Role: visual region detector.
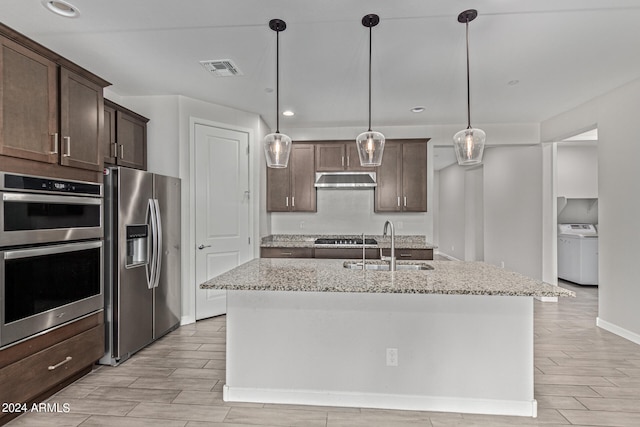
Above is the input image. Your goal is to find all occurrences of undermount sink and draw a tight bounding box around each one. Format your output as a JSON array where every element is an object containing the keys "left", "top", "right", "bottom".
[{"left": 344, "top": 262, "right": 433, "bottom": 271}]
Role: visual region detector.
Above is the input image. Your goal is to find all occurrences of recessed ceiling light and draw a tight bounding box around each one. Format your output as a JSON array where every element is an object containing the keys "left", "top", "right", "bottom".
[
  {"left": 282, "top": 110, "right": 294, "bottom": 117},
  {"left": 42, "top": 0, "right": 80, "bottom": 18},
  {"left": 411, "top": 106, "right": 426, "bottom": 113},
  {"left": 507, "top": 80, "right": 520, "bottom": 86},
  {"left": 264, "top": 87, "right": 274, "bottom": 93}
]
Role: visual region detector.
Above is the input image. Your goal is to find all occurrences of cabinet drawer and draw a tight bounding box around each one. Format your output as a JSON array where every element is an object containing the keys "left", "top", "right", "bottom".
[
  {"left": 0, "top": 324, "right": 104, "bottom": 405},
  {"left": 381, "top": 248, "right": 433, "bottom": 260},
  {"left": 261, "top": 247, "right": 314, "bottom": 258},
  {"left": 314, "top": 248, "right": 379, "bottom": 259}
]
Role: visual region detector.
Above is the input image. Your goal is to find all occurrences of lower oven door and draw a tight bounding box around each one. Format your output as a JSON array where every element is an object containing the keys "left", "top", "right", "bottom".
[{"left": 0, "top": 240, "right": 103, "bottom": 348}]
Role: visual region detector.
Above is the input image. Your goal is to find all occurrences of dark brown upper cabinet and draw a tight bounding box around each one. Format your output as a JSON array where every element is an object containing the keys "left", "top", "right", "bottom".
[
  {"left": 0, "top": 37, "right": 58, "bottom": 164},
  {"left": 315, "top": 141, "right": 370, "bottom": 172},
  {"left": 59, "top": 67, "right": 104, "bottom": 172},
  {"left": 103, "top": 99, "right": 149, "bottom": 170},
  {"left": 267, "top": 144, "right": 316, "bottom": 212},
  {"left": 375, "top": 139, "right": 428, "bottom": 212},
  {"left": 0, "top": 24, "right": 110, "bottom": 181}
]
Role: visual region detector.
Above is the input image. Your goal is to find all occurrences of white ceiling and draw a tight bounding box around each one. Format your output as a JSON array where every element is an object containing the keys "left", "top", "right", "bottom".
[{"left": 0, "top": 1, "right": 635, "bottom": 155}]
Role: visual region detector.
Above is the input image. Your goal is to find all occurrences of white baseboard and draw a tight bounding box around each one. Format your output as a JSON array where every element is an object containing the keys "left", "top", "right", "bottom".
[
  {"left": 223, "top": 385, "right": 538, "bottom": 418},
  {"left": 180, "top": 315, "right": 196, "bottom": 326},
  {"left": 597, "top": 317, "right": 640, "bottom": 345}
]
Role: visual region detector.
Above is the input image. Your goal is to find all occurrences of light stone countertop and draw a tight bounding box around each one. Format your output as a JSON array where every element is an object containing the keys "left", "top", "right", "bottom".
[
  {"left": 261, "top": 234, "right": 436, "bottom": 250},
  {"left": 200, "top": 258, "right": 575, "bottom": 298}
]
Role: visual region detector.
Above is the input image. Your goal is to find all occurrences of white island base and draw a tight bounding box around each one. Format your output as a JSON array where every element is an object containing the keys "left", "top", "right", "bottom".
[{"left": 223, "top": 290, "right": 537, "bottom": 417}]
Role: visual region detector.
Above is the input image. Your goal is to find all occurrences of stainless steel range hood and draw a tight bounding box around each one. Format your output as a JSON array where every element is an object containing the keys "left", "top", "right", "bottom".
[{"left": 314, "top": 172, "right": 376, "bottom": 189}]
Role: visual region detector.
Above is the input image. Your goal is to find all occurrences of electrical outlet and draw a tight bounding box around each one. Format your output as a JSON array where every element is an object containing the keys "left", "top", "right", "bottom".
[
  {"left": 501, "top": 261, "right": 505, "bottom": 268},
  {"left": 451, "top": 245, "right": 455, "bottom": 252},
  {"left": 386, "top": 348, "right": 398, "bottom": 366},
  {"left": 299, "top": 221, "right": 305, "bottom": 229}
]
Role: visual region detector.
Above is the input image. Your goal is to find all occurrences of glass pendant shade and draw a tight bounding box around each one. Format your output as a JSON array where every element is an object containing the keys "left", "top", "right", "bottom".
[
  {"left": 264, "top": 132, "right": 292, "bottom": 168},
  {"left": 356, "top": 130, "right": 385, "bottom": 167},
  {"left": 453, "top": 127, "right": 485, "bottom": 166}
]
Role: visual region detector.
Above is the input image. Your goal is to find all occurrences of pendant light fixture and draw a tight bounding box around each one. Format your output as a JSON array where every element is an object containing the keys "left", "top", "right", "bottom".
[
  {"left": 453, "top": 9, "right": 486, "bottom": 166},
  {"left": 356, "top": 14, "right": 385, "bottom": 167},
  {"left": 264, "top": 19, "right": 292, "bottom": 168}
]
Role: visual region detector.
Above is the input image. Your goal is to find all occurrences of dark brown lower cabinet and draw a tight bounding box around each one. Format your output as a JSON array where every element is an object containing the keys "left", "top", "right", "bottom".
[
  {"left": 0, "top": 313, "right": 104, "bottom": 426},
  {"left": 314, "top": 248, "right": 379, "bottom": 259},
  {"left": 261, "top": 247, "right": 314, "bottom": 258},
  {"left": 381, "top": 248, "right": 433, "bottom": 260}
]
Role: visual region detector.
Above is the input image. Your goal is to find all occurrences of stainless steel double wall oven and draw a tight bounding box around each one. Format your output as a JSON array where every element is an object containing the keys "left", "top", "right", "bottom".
[{"left": 0, "top": 172, "right": 104, "bottom": 348}]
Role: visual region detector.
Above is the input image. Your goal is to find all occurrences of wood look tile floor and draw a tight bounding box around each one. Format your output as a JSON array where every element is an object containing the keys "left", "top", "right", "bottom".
[{"left": 7, "top": 281, "right": 640, "bottom": 426}]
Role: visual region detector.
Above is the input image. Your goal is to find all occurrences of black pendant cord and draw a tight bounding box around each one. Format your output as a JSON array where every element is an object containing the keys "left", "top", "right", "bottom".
[
  {"left": 367, "top": 24, "right": 372, "bottom": 132},
  {"left": 465, "top": 20, "right": 472, "bottom": 130},
  {"left": 276, "top": 28, "right": 280, "bottom": 134}
]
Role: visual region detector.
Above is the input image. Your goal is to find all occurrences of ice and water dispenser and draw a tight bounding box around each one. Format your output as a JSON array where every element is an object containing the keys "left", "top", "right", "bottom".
[{"left": 126, "top": 224, "right": 149, "bottom": 267}]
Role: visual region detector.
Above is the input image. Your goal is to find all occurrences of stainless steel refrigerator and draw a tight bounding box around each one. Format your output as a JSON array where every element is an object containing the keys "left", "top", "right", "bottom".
[{"left": 100, "top": 166, "right": 181, "bottom": 365}]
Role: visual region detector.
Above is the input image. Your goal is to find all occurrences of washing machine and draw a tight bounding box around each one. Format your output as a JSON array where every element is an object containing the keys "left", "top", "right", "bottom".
[{"left": 558, "top": 224, "right": 598, "bottom": 285}]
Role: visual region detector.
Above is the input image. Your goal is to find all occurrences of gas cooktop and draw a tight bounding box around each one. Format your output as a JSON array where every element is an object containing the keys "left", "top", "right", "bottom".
[{"left": 314, "top": 238, "right": 378, "bottom": 245}]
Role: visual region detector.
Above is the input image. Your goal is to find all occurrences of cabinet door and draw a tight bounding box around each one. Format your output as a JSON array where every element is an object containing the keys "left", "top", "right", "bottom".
[
  {"left": 267, "top": 165, "right": 291, "bottom": 212},
  {"left": 345, "top": 142, "right": 372, "bottom": 171},
  {"left": 315, "top": 143, "right": 345, "bottom": 171},
  {"left": 291, "top": 144, "right": 316, "bottom": 212},
  {"left": 0, "top": 37, "right": 58, "bottom": 164},
  {"left": 116, "top": 111, "right": 147, "bottom": 170},
  {"left": 59, "top": 67, "right": 103, "bottom": 171},
  {"left": 402, "top": 142, "right": 427, "bottom": 212},
  {"left": 103, "top": 103, "right": 117, "bottom": 164},
  {"left": 375, "top": 142, "right": 402, "bottom": 212}
]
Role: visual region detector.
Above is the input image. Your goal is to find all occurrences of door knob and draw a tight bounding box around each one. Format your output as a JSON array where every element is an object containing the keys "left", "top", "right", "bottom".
[{"left": 198, "top": 244, "right": 212, "bottom": 250}]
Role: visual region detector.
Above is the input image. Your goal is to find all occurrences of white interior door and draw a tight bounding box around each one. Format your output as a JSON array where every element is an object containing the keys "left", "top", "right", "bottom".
[{"left": 195, "top": 123, "right": 251, "bottom": 320}]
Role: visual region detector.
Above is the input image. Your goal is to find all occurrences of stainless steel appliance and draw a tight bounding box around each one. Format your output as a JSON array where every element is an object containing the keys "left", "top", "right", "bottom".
[
  {"left": 0, "top": 172, "right": 104, "bottom": 348},
  {"left": 100, "top": 167, "right": 181, "bottom": 365}
]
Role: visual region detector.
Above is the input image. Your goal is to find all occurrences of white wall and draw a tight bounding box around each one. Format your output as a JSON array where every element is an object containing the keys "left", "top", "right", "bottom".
[
  {"left": 436, "top": 145, "right": 544, "bottom": 279},
  {"left": 483, "top": 146, "right": 543, "bottom": 280},
  {"left": 542, "top": 77, "right": 640, "bottom": 344},
  {"left": 557, "top": 144, "right": 598, "bottom": 198},
  {"left": 271, "top": 190, "right": 428, "bottom": 236},
  {"left": 436, "top": 164, "right": 466, "bottom": 260}
]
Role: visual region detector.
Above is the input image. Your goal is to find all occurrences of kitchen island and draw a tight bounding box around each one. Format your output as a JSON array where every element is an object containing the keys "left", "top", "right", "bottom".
[{"left": 200, "top": 258, "right": 573, "bottom": 417}]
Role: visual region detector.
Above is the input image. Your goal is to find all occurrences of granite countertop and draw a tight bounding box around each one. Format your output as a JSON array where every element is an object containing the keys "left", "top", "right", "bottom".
[
  {"left": 260, "top": 234, "right": 436, "bottom": 250},
  {"left": 200, "top": 258, "right": 575, "bottom": 298}
]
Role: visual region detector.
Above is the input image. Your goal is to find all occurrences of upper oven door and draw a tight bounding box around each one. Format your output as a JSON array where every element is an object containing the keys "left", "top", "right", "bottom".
[{"left": 0, "top": 192, "right": 103, "bottom": 247}]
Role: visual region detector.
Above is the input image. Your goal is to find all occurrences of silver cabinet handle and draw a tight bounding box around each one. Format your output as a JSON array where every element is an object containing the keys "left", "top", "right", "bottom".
[
  {"left": 404, "top": 196, "right": 407, "bottom": 207},
  {"left": 347, "top": 156, "right": 350, "bottom": 168},
  {"left": 292, "top": 196, "right": 295, "bottom": 207},
  {"left": 285, "top": 196, "right": 289, "bottom": 207},
  {"left": 400, "top": 253, "right": 412, "bottom": 258},
  {"left": 120, "top": 144, "right": 124, "bottom": 159},
  {"left": 281, "top": 252, "right": 293, "bottom": 256},
  {"left": 198, "top": 244, "right": 212, "bottom": 250},
  {"left": 111, "top": 142, "right": 118, "bottom": 158},
  {"left": 341, "top": 156, "right": 345, "bottom": 167},
  {"left": 62, "top": 136, "right": 71, "bottom": 157},
  {"left": 397, "top": 197, "right": 401, "bottom": 207},
  {"left": 50, "top": 133, "right": 59, "bottom": 154},
  {"left": 48, "top": 356, "right": 72, "bottom": 371}
]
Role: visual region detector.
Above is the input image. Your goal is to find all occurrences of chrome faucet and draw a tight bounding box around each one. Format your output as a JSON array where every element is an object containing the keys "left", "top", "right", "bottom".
[{"left": 382, "top": 220, "right": 396, "bottom": 271}]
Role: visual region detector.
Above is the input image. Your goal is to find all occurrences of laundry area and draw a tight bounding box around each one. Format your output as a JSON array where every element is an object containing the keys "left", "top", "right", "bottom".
[{"left": 556, "top": 136, "right": 599, "bottom": 286}]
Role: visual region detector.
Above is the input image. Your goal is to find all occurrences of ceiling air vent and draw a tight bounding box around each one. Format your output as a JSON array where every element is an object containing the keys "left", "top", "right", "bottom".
[{"left": 199, "top": 59, "right": 243, "bottom": 77}]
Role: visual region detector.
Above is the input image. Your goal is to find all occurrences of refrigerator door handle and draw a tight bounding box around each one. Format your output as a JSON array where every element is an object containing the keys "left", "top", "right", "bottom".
[
  {"left": 152, "top": 199, "right": 163, "bottom": 289},
  {"left": 147, "top": 198, "right": 158, "bottom": 289}
]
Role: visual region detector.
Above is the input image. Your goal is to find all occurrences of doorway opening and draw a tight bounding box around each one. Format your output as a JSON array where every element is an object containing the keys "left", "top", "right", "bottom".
[{"left": 554, "top": 127, "right": 599, "bottom": 291}]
